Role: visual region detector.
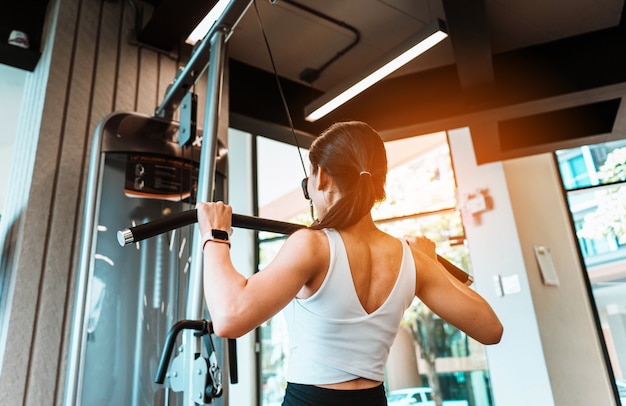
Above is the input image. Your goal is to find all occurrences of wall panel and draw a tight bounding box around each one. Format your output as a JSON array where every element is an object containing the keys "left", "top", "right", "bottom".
[
  {"left": 0, "top": 0, "right": 194, "bottom": 404},
  {"left": 27, "top": 0, "right": 102, "bottom": 402},
  {"left": 89, "top": 0, "right": 121, "bottom": 125},
  {"left": 157, "top": 52, "right": 180, "bottom": 121},
  {"left": 136, "top": 47, "right": 159, "bottom": 115},
  {"left": 115, "top": 0, "right": 140, "bottom": 112},
  {"left": 0, "top": 0, "right": 79, "bottom": 403}
]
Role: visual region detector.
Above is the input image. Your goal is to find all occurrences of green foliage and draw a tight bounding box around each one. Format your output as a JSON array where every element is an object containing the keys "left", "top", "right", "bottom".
[
  {"left": 597, "top": 147, "right": 626, "bottom": 183},
  {"left": 578, "top": 147, "right": 626, "bottom": 243}
]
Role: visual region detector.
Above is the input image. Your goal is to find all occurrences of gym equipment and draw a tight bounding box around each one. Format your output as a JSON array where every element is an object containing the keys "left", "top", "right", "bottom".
[
  {"left": 117, "top": 209, "right": 472, "bottom": 285},
  {"left": 67, "top": 2, "right": 252, "bottom": 404},
  {"left": 68, "top": 1, "right": 470, "bottom": 404},
  {"left": 65, "top": 111, "right": 229, "bottom": 405}
]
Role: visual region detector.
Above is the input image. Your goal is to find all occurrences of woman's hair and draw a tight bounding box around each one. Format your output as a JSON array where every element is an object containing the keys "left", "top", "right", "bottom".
[{"left": 308, "top": 121, "right": 387, "bottom": 230}]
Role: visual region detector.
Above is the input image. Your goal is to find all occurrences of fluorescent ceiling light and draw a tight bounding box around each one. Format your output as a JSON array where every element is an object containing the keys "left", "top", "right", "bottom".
[
  {"left": 304, "top": 19, "right": 448, "bottom": 122},
  {"left": 186, "top": 0, "right": 233, "bottom": 45}
]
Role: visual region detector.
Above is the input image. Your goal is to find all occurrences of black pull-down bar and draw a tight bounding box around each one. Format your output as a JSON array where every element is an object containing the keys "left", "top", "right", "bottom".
[
  {"left": 117, "top": 209, "right": 472, "bottom": 285},
  {"left": 117, "top": 209, "right": 304, "bottom": 246}
]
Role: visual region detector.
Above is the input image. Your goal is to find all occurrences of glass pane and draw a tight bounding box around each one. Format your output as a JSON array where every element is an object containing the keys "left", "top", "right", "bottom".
[
  {"left": 257, "top": 137, "right": 310, "bottom": 222},
  {"left": 557, "top": 140, "right": 626, "bottom": 401},
  {"left": 256, "top": 137, "right": 310, "bottom": 406},
  {"left": 555, "top": 139, "right": 626, "bottom": 190},
  {"left": 568, "top": 185, "right": 626, "bottom": 264},
  {"left": 258, "top": 238, "right": 289, "bottom": 406},
  {"left": 377, "top": 211, "right": 470, "bottom": 272},
  {"left": 374, "top": 132, "right": 456, "bottom": 220},
  {"left": 380, "top": 216, "right": 491, "bottom": 406}
]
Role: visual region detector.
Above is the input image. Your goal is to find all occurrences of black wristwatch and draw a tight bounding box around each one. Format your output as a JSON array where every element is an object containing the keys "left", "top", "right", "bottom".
[{"left": 202, "top": 229, "right": 231, "bottom": 249}]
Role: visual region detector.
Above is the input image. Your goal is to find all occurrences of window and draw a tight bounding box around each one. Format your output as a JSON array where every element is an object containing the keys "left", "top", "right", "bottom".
[
  {"left": 374, "top": 133, "right": 491, "bottom": 404},
  {"left": 555, "top": 139, "right": 626, "bottom": 401},
  {"left": 256, "top": 137, "right": 310, "bottom": 406}
]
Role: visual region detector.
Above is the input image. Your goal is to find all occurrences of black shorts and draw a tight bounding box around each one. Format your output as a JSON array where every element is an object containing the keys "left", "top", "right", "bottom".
[{"left": 281, "top": 382, "right": 387, "bottom": 406}]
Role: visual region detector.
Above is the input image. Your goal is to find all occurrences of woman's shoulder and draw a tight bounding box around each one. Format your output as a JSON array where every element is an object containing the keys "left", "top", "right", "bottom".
[
  {"left": 276, "top": 228, "right": 331, "bottom": 282},
  {"left": 286, "top": 227, "right": 329, "bottom": 247}
]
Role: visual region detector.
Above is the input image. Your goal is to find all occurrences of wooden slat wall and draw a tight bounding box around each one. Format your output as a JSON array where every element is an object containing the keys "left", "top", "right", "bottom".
[{"left": 0, "top": 0, "right": 197, "bottom": 404}]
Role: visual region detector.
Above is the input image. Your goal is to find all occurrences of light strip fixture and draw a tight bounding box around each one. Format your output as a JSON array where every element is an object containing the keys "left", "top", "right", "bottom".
[
  {"left": 304, "top": 19, "right": 448, "bottom": 122},
  {"left": 186, "top": 0, "right": 234, "bottom": 45}
]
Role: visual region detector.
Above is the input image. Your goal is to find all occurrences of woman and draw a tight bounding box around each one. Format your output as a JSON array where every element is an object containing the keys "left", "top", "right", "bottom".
[{"left": 197, "top": 121, "right": 503, "bottom": 406}]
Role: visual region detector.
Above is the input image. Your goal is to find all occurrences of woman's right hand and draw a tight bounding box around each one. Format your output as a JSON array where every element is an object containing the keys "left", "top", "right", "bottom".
[{"left": 196, "top": 201, "right": 232, "bottom": 236}]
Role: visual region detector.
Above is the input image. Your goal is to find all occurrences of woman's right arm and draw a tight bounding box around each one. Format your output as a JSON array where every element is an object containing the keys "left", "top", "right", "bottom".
[{"left": 197, "top": 201, "right": 328, "bottom": 338}]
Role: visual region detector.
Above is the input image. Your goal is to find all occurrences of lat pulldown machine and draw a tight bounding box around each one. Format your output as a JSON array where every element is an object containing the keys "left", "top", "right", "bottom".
[
  {"left": 67, "top": 1, "right": 472, "bottom": 405},
  {"left": 65, "top": 1, "right": 255, "bottom": 405},
  {"left": 115, "top": 0, "right": 474, "bottom": 391},
  {"left": 133, "top": 2, "right": 254, "bottom": 404},
  {"left": 120, "top": 211, "right": 307, "bottom": 405}
]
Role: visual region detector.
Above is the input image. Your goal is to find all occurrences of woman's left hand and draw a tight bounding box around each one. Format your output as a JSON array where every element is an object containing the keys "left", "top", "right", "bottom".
[{"left": 196, "top": 201, "right": 232, "bottom": 236}]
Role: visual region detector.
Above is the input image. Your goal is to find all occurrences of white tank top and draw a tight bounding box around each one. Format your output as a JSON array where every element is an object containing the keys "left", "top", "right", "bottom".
[{"left": 284, "top": 228, "right": 416, "bottom": 384}]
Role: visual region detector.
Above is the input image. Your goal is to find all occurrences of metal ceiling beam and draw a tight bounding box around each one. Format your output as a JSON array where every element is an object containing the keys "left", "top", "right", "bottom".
[
  {"left": 154, "top": 0, "right": 253, "bottom": 119},
  {"left": 441, "top": 0, "right": 495, "bottom": 104},
  {"left": 137, "top": 0, "right": 218, "bottom": 51}
]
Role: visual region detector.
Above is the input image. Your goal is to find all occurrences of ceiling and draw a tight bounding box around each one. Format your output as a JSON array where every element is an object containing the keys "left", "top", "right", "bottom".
[{"left": 138, "top": 0, "right": 626, "bottom": 163}]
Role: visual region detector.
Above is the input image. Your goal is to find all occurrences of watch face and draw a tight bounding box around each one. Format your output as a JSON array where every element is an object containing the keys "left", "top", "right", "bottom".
[{"left": 212, "top": 229, "right": 229, "bottom": 241}]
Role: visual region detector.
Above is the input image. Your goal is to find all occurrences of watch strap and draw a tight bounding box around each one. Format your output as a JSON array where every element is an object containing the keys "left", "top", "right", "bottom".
[{"left": 202, "top": 229, "right": 231, "bottom": 250}]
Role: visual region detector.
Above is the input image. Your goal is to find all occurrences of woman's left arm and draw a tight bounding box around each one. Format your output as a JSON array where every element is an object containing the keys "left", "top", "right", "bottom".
[{"left": 407, "top": 237, "right": 503, "bottom": 345}]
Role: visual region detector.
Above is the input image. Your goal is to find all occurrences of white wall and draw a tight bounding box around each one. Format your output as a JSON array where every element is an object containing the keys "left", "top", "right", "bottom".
[
  {"left": 502, "top": 153, "right": 615, "bottom": 406},
  {"left": 0, "top": 64, "right": 26, "bottom": 215},
  {"left": 448, "top": 127, "right": 555, "bottom": 405},
  {"left": 448, "top": 127, "right": 616, "bottom": 405}
]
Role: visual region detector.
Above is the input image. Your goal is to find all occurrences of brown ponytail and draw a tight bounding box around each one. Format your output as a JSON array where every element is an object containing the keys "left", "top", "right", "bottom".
[{"left": 308, "top": 121, "right": 387, "bottom": 230}]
